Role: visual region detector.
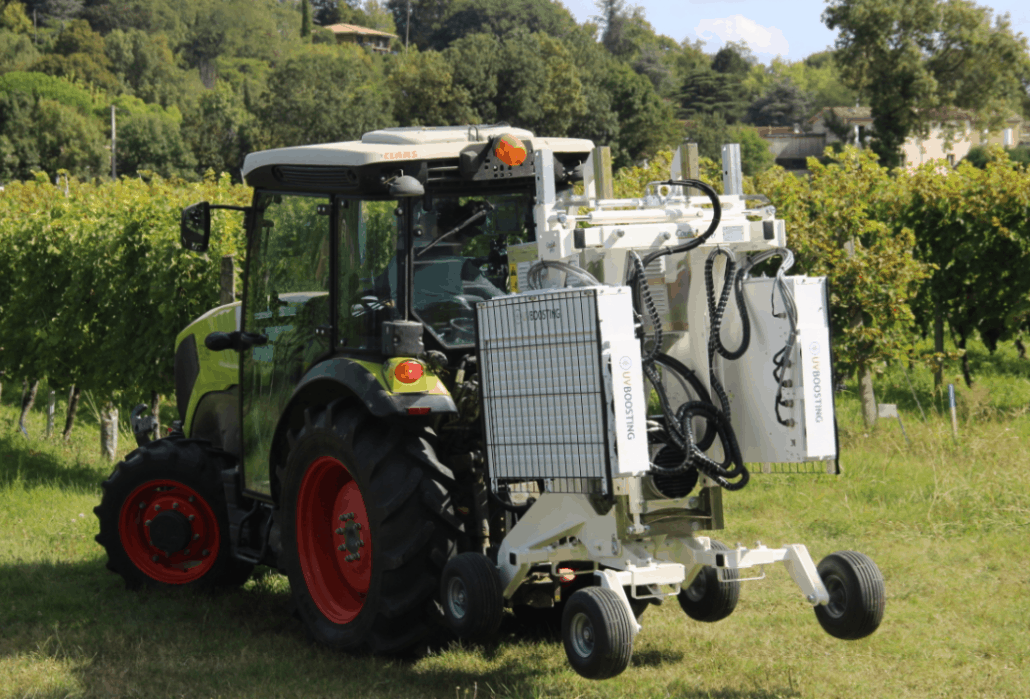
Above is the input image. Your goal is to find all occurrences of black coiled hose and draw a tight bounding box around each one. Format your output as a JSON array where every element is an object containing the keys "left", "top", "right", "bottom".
[{"left": 625, "top": 180, "right": 749, "bottom": 491}]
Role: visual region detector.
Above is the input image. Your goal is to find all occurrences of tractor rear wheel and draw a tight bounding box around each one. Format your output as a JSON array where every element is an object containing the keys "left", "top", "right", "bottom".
[
  {"left": 278, "top": 399, "right": 461, "bottom": 654},
  {"left": 94, "top": 438, "right": 254, "bottom": 590}
]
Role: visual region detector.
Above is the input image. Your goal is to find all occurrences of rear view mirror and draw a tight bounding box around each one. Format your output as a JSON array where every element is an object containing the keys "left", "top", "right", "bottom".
[{"left": 181, "top": 202, "right": 211, "bottom": 252}]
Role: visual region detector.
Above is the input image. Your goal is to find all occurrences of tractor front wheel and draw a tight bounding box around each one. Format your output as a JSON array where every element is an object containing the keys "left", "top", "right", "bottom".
[
  {"left": 278, "top": 399, "right": 461, "bottom": 654},
  {"left": 94, "top": 438, "right": 253, "bottom": 590}
]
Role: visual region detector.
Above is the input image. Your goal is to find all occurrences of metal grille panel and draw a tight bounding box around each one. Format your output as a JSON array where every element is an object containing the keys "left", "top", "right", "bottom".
[{"left": 476, "top": 289, "right": 611, "bottom": 494}]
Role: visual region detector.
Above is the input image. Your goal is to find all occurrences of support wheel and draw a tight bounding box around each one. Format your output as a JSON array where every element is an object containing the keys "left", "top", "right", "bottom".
[
  {"left": 94, "top": 438, "right": 253, "bottom": 590},
  {"left": 278, "top": 400, "right": 461, "bottom": 654},
  {"left": 678, "top": 540, "right": 739, "bottom": 622},
  {"left": 561, "top": 587, "right": 634, "bottom": 680},
  {"left": 814, "top": 551, "right": 885, "bottom": 640},
  {"left": 440, "top": 552, "right": 503, "bottom": 642}
]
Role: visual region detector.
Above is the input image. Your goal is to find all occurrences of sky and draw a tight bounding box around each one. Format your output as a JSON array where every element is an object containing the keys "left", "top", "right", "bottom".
[{"left": 561, "top": 0, "right": 1030, "bottom": 64}]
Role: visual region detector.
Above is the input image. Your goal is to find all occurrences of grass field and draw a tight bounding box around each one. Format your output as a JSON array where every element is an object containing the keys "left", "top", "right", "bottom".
[{"left": 1, "top": 340, "right": 1029, "bottom": 698}]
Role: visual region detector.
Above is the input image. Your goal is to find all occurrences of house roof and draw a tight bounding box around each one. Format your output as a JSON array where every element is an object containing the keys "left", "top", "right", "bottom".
[
  {"left": 322, "top": 23, "right": 397, "bottom": 39},
  {"left": 756, "top": 126, "right": 820, "bottom": 137}
]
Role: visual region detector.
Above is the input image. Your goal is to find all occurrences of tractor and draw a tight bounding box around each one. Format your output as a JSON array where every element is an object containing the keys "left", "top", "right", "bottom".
[{"left": 94, "top": 125, "right": 885, "bottom": 680}]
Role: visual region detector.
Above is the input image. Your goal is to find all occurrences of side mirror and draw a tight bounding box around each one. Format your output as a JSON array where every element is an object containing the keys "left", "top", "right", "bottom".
[{"left": 181, "top": 202, "right": 211, "bottom": 252}]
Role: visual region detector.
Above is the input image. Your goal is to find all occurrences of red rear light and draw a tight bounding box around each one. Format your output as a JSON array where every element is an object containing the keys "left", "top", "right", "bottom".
[
  {"left": 395, "top": 360, "right": 424, "bottom": 384},
  {"left": 407, "top": 407, "right": 431, "bottom": 415}
]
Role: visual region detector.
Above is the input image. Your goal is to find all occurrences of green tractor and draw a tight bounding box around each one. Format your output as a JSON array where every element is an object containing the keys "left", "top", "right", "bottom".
[{"left": 95, "top": 125, "right": 884, "bottom": 680}]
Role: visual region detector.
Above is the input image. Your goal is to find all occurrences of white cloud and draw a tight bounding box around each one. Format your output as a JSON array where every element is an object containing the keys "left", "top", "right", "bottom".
[{"left": 694, "top": 15, "right": 789, "bottom": 59}]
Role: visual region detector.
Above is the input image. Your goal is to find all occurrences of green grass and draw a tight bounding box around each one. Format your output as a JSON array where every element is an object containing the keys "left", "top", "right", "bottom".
[{"left": 2, "top": 342, "right": 1029, "bottom": 698}]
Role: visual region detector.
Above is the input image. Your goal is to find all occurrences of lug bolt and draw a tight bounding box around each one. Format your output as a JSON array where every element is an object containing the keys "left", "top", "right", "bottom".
[
  {"left": 193, "top": 534, "right": 200, "bottom": 541},
  {"left": 202, "top": 549, "right": 209, "bottom": 556},
  {"left": 184, "top": 549, "right": 190, "bottom": 556},
  {"left": 145, "top": 520, "right": 152, "bottom": 526},
  {"left": 353, "top": 523, "right": 362, "bottom": 530},
  {"left": 154, "top": 505, "right": 161, "bottom": 511},
  {"left": 139, "top": 502, "right": 146, "bottom": 509},
  {"left": 172, "top": 502, "right": 179, "bottom": 509},
  {"left": 188, "top": 515, "right": 195, "bottom": 522},
  {"left": 339, "top": 512, "right": 355, "bottom": 521},
  {"left": 335, "top": 528, "right": 346, "bottom": 535},
  {"left": 188, "top": 496, "right": 195, "bottom": 503},
  {"left": 151, "top": 555, "right": 159, "bottom": 562}
]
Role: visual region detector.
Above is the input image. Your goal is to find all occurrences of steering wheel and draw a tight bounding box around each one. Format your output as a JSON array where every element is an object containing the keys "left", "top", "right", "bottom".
[{"left": 449, "top": 317, "right": 475, "bottom": 336}]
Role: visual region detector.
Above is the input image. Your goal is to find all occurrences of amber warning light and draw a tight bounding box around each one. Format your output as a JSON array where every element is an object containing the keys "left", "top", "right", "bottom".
[
  {"left": 494, "top": 134, "right": 527, "bottom": 167},
  {"left": 395, "top": 360, "right": 424, "bottom": 384}
]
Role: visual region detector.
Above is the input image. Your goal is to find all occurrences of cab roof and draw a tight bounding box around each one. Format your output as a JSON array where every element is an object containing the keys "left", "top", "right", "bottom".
[{"left": 241, "top": 125, "right": 594, "bottom": 177}]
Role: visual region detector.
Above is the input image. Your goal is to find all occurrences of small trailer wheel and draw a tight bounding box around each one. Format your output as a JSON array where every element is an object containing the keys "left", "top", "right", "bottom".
[
  {"left": 561, "top": 587, "right": 634, "bottom": 680},
  {"left": 677, "top": 540, "right": 740, "bottom": 623},
  {"left": 440, "top": 552, "right": 504, "bottom": 642},
  {"left": 814, "top": 551, "right": 885, "bottom": 640}
]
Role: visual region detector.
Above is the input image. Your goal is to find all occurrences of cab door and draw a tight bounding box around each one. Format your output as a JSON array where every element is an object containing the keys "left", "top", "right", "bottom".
[{"left": 240, "top": 193, "right": 333, "bottom": 498}]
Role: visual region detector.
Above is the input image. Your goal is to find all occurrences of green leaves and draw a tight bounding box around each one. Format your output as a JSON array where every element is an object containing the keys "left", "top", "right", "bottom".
[{"left": 0, "top": 174, "right": 249, "bottom": 403}]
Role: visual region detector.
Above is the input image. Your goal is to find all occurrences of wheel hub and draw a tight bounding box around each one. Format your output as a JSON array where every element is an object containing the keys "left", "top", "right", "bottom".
[
  {"left": 148, "top": 511, "right": 192, "bottom": 554},
  {"left": 570, "top": 612, "right": 595, "bottom": 658},
  {"left": 117, "top": 479, "right": 220, "bottom": 585},
  {"left": 296, "top": 455, "right": 373, "bottom": 625}
]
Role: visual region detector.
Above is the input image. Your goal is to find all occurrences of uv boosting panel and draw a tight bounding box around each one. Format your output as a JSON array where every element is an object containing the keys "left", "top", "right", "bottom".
[
  {"left": 476, "top": 286, "right": 649, "bottom": 494},
  {"left": 716, "top": 275, "right": 838, "bottom": 470}
]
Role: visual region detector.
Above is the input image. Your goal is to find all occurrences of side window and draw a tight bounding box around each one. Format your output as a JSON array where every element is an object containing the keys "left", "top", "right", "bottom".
[{"left": 337, "top": 199, "right": 398, "bottom": 350}]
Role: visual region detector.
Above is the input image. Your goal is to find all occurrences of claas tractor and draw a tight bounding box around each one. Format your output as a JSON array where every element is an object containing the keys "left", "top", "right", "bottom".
[{"left": 94, "top": 125, "right": 884, "bottom": 680}]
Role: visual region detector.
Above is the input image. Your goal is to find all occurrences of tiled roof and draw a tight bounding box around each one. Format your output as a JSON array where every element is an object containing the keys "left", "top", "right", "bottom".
[{"left": 323, "top": 23, "right": 397, "bottom": 39}]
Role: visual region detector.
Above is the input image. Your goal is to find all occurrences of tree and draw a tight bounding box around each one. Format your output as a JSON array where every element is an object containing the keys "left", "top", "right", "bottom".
[
  {"left": 113, "top": 96, "right": 197, "bottom": 179},
  {"left": 711, "top": 41, "right": 754, "bottom": 77},
  {"left": 676, "top": 67, "right": 748, "bottom": 124},
  {"left": 182, "top": 83, "right": 256, "bottom": 176},
  {"left": 824, "top": 0, "right": 1030, "bottom": 168},
  {"left": 598, "top": 58, "right": 677, "bottom": 167},
  {"left": 300, "top": 0, "right": 311, "bottom": 38},
  {"left": 258, "top": 45, "right": 394, "bottom": 149},
  {"left": 746, "top": 79, "right": 812, "bottom": 127},
  {"left": 428, "top": 0, "right": 577, "bottom": 50},
  {"left": 0, "top": 29, "right": 40, "bottom": 72},
  {"left": 385, "top": 0, "right": 453, "bottom": 50},
  {"left": 1, "top": 1, "right": 32, "bottom": 33},
  {"left": 105, "top": 29, "right": 200, "bottom": 111},
  {"left": 387, "top": 48, "right": 474, "bottom": 126},
  {"left": 31, "top": 18, "right": 119, "bottom": 91}
]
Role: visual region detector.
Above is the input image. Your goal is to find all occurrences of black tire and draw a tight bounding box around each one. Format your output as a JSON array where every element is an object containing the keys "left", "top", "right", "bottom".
[
  {"left": 94, "top": 437, "right": 254, "bottom": 590},
  {"left": 677, "top": 540, "right": 739, "bottom": 623},
  {"left": 440, "top": 552, "right": 503, "bottom": 642},
  {"left": 277, "top": 399, "right": 461, "bottom": 654},
  {"left": 814, "top": 551, "right": 885, "bottom": 640},
  {"left": 561, "top": 587, "right": 634, "bottom": 680}
]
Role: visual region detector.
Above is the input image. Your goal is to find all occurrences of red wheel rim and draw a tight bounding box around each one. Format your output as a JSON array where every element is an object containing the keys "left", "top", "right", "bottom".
[
  {"left": 118, "top": 480, "right": 220, "bottom": 584},
  {"left": 296, "top": 456, "right": 372, "bottom": 624}
]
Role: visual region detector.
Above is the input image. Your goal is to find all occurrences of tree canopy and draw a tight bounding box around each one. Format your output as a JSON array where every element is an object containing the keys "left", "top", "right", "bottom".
[{"left": 824, "top": 0, "right": 1030, "bottom": 167}]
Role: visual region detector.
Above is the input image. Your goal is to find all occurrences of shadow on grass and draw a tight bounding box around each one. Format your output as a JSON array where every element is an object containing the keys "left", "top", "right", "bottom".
[
  {"left": 0, "top": 432, "right": 107, "bottom": 491},
  {"left": 0, "top": 557, "right": 554, "bottom": 698},
  {"left": 665, "top": 685, "right": 801, "bottom": 699}
]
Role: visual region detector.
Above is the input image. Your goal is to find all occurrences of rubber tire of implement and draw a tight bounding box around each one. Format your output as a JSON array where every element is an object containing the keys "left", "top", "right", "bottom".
[
  {"left": 814, "top": 551, "right": 885, "bottom": 640},
  {"left": 94, "top": 437, "right": 254, "bottom": 590},
  {"left": 677, "top": 540, "right": 740, "bottom": 623},
  {"left": 440, "top": 552, "right": 504, "bottom": 642},
  {"left": 561, "top": 587, "right": 634, "bottom": 680},
  {"left": 278, "top": 399, "right": 461, "bottom": 654}
]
